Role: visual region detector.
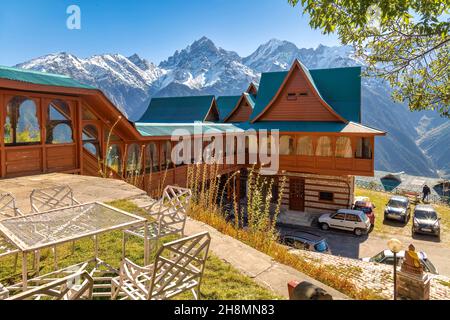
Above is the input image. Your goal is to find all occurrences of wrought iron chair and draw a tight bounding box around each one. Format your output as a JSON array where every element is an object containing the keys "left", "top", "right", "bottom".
[
  {"left": 111, "top": 232, "right": 211, "bottom": 300},
  {"left": 0, "top": 283, "right": 8, "bottom": 300},
  {"left": 123, "top": 186, "right": 192, "bottom": 256},
  {"left": 0, "top": 192, "right": 24, "bottom": 219},
  {"left": 30, "top": 185, "right": 81, "bottom": 271},
  {"left": 30, "top": 185, "right": 80, "bottom": 213},
  {"left": 6, "top": 271, "right": 94, "bottom": 300},
  {"left": 0, "top": 192, "right": 22, "bottom": 271}
]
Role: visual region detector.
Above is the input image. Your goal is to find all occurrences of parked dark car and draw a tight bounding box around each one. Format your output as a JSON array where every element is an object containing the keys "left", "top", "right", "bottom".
[
  {"left": 412, "top": 205, "right": 441, "bottom": 239},
  {"left": 281, "top": 232, "right": 330, "bottom": 254},
  {"left": 384, "top": 196, "right": 411, "bottom": 223}
]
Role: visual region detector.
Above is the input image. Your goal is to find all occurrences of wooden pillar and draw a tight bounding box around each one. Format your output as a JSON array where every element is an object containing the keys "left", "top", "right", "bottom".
[{"left": 0, "top": 94, "right": 5, "bottom": 178}]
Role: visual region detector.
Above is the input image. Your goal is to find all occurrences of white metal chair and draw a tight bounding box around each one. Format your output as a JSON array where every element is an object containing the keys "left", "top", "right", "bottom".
[
  {"left": 0, "top": 192, "right": 22, "bottom": 271},
  {"left": 30, "top": 185, "right": 81, "bottom": 271},
  {"left": 6, "top": 271, "right": 94, "bottom": 300},
  {"left": 112, "top": 232, "right": 211, "bottom": 300},
  {"left": 0, "top": 192, "right": 24, "bottom": 219},
  {"left": 0, "top": 283, "right": 8, "bottom": 300},
  {"left": 30, "top": 185, "right": 80, "bottom": 213},
  {"left": 123, "top": 186, "right": 192, "bottom": 256}
]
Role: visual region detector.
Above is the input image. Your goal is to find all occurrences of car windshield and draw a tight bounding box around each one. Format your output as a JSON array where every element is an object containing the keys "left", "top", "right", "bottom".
[
  {"left": 314, "top": 240, "right": 329, "bottom": 252},
  {"left": 422, "top": 259, "right": 438, "bottom": 274},
  {"left": 388, "top": 199, "right": 407, "bottom": 208},
  {"left": 415, "top": 210, "right": 437, "bottom": 220},
  {"left": 371, "top": 251, "right": 386, "bottom": 263}
]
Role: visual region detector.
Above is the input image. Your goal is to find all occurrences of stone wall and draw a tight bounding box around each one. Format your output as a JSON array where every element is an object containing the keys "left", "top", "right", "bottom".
[{"left": 292, "top": 249, "right": 450, "bottom": 300}]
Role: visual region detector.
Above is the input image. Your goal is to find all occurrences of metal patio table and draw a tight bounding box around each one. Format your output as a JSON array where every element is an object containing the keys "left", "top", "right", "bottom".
[{"left": 0, "top": 202, "right": 149, "bottom": 291}]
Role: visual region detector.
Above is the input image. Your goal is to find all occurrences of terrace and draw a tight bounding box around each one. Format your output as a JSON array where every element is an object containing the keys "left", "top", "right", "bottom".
[{"left": 0, "top": 173, "right": 347, "bottom": 300}]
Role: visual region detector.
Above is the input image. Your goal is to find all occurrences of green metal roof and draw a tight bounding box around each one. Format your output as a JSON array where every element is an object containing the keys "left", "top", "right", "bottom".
[
  {"left": 138, "top": 95, "right": 216, "bottom": 123},
  {"left": 0, "top": 65, "right": 96, "bottom": 90},
  {"left": 249, "top": 62, "right": 362, "bottom": 123},
  {"left": 135, "top": 122, "right": 244, "bottom": 137},
  {"left": 216, "top": 95, "right": 241, "bottom": 122},
  {"left": 135, "top": 121, "right": 384, "bottom": 137}
]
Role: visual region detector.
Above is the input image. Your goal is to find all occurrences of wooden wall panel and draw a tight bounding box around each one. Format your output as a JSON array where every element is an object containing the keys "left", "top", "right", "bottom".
[
  {"left": 227, "top": 101, "right": 253, "bottom": 123},
  {"left": 5, "top": 148, "right": 42, "bottom": 176},
  {"left": 259, "top": 67, "right": 340, "bottom": 122},
  {"left": 46, "top": 145, "right": 77, "bottom": 172}
]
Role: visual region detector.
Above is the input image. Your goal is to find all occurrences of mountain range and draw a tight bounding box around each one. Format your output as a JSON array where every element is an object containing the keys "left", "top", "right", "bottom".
[{"left": 14, "top": 37, "right": 449, "bottom": 178}]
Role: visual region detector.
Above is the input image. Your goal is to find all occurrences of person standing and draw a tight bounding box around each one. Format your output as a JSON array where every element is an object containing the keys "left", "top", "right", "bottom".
[{"left": 422, "top": 184, "right": 431, "bottom": 202}]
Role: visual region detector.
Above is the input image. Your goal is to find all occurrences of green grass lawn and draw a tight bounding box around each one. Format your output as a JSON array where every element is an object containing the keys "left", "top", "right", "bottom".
[
  {"left": 355, "top": 187, "right": 450, "bottom": 243},
  {"left": 0, "top": 200, "right": 281, "bottom": 300}
]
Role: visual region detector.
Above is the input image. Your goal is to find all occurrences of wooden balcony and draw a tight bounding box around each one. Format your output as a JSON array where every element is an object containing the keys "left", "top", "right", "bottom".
[{"left": 278, "top": 155, "right": 374, "bottom": 177}]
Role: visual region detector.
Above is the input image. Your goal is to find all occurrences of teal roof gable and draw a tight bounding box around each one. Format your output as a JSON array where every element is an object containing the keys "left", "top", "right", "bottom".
[
  {"left": 250, "top": 62, "right": 362, "bottom": 123},
  {"left": 138, "top": 95, "right": 217, "bottom": 123},
  {"left": 216, "top": 95, "right": 241, "bottom": 122},
  {"left": 0, "top": 65, "right": 96, "bottom": 90}
]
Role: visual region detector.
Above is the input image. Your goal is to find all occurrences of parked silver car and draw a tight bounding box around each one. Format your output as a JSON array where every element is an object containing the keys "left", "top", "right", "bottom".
[
  {"left": 412, "top": 205, "right": 441, "bottom": 240},
  {"left": 362, "top": 250, "right": 438, "bottom": 274}
]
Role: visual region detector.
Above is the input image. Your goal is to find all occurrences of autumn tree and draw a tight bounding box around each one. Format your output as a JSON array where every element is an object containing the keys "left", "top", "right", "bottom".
[{"left": 289, "top": 0, "right": 450, "bottom": 116}]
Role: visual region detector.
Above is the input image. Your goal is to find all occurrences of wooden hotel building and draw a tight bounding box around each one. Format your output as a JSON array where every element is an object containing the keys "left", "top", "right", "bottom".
[{"left": 0, "top": 60, "right": 385, "bottom": 214}]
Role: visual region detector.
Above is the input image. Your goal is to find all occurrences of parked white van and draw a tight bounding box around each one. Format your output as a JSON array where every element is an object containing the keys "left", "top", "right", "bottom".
[{"left": 318, "top": 209, "right": 371, "bottom": 236}]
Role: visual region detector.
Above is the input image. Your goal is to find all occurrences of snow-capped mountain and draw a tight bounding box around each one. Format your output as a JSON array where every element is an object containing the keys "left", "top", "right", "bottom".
[
  {"left": 15, "top": 37, "right": 448, "bottom": 178},
  {"left": 16, "top": 52, "right": 165, "bottom": 119},
  {"left": 156, "top": 37, "right": 259, "bottom": 97}
]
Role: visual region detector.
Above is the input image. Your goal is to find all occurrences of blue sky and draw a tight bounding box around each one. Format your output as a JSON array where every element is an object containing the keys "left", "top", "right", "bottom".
[{"left": 0, "top": 0, "right": 339, "bottom": 66}]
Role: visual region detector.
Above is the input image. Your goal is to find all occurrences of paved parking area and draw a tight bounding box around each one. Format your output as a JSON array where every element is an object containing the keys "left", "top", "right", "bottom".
[{"left": 279, "top": 225, "right": 450, "bottom": 277}]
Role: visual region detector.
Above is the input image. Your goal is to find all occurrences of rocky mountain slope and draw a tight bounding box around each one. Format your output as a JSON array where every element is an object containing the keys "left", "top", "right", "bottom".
[{"left": 15, "top": 38, "right": 448, "bottom": 178}]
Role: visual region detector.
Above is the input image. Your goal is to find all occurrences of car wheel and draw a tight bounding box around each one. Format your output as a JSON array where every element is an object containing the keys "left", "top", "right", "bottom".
[
  {"left": 354, "top": 228, "right": 363, "bottom": 236},
  {"left": 403, "top": 216, "right": 408, "bottom": 224},
  {"left": 320, "top": 223, "right": 330, "bottom": 231}
]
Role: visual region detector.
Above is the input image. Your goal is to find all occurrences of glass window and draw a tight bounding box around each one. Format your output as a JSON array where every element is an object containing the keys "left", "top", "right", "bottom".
[
  {"left": 297, "top": 136, "right": 313, "bottom": 156},
  {"left": 356, "top": 138, "right": 372, "bottom": 159},
  {"left": 107, "top": 144, "right": 122, "bottom": 174},
  {"left": 82, "top": 125, "right": 100, "bottom": 157},
  {"left": 46, "top": 100, "right": 73, "bottom": 144},
  {"left": 316, "top": 136, "right": 333, "bottom": 157},
  {"left": 335, "top": 137, "right": 352, "bottom": 158},
  {"left": 332, "top": 213, "right": 345, "bottom": 220},
  {"left": 161, "top": 141, "right": 173, "bottom": 170},
  {"left": 319, "top": 192, "right": 334, "bottom": 201},
  {"left": 126, "top": 144, "right": 142, "bottom": 175},
  {"left": 4, "top": 96, "right": 41, "bottom": 145},
  {"left": 145, "top": 143, "right": 159, "bottom": 173},
  {"left": 280, "top": 135, "right": 294, "bottom": 155},
  {"left": 346, "top": 214, "right": 361, "bottom": 222}
]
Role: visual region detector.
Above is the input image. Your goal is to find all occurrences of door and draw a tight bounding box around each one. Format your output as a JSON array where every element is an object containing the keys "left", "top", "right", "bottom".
[
  {"left": 329, "top": 212, "right": 347, "bottom": 230},
  {"left": 289, "top": 178, "right": 305, "bottom": 211}
]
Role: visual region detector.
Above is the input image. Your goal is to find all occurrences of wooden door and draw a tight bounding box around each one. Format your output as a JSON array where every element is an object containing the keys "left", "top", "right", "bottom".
[{"left": 289, "top": 178, "right": 305, "bottom": 211}]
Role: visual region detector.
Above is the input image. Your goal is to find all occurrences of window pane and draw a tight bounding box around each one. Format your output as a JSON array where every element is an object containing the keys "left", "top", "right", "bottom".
[
  {"left": 145, "top": 143, "right": 159, "bottom": 173},
  {"left": 5, "top": 97, "right": 41, "bottom": 145},
  {"left": 297, "top": 136, "right": 313, "bottom": 156},
  {"left": 161, "top": 141, "right": 173, "bottom": 170},
  {"left": 47, "top": 100, "right": 73, "bottom": 144},
  {"left": 83, "top": 125, "right": 99, "bottom": 156},
  {"left": 126, "top": 144, "right": 142, "bottom": 175},
  {"left": 280, "top": 135, "right": 294, "bottom": 155},
  {"left": 335, "top": 137, "right": 352, "bottom": 158},
  {"left": 51, "top": 124, "right": 73, "bottom": 144},
  {"left": 316, "top": 137, "right": 333, "bottom": 157},
  {"left": 356, "top": 138, "right": 372, "bottom": 159},
  {"left": 107, "top": 145, "right": 122, "bottom": 174}
]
